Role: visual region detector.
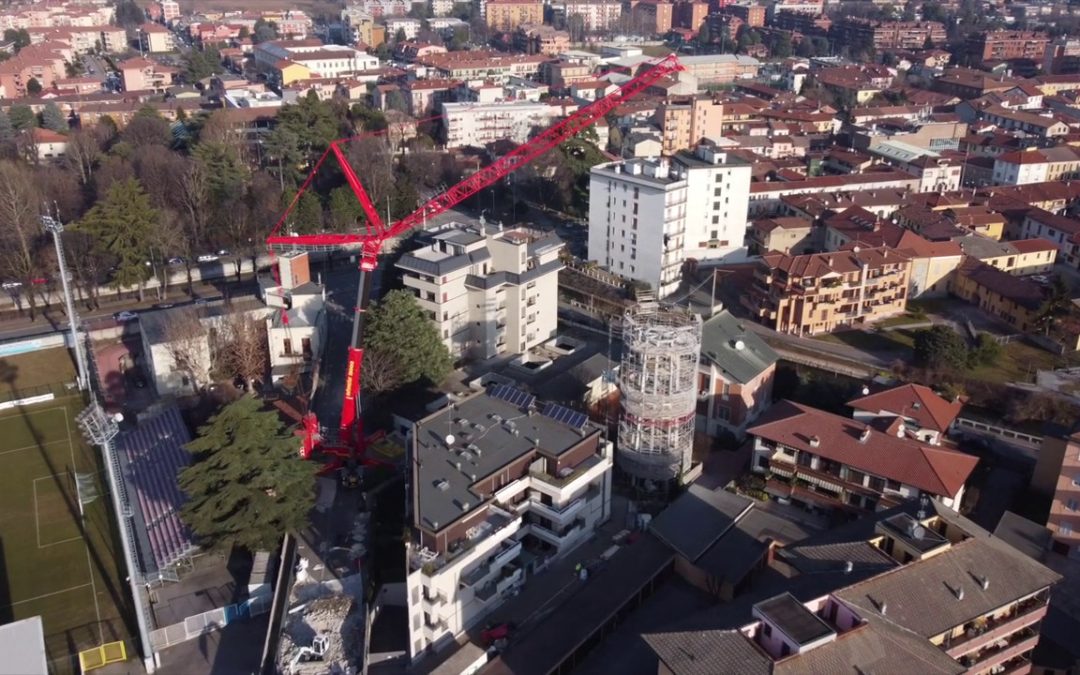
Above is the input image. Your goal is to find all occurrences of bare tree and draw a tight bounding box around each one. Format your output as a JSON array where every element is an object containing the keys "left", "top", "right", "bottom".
[
  {"left": 64, "top": 127, "right": 103, "bottom": 186},
  {"left": 163, "top": 307, "right": 209, "bottom": 392},
  {"left": 215, "top": 313, "right": 269, "bottom": 392},
  {"left": 177, "top": 158, "right": 212, "bottom": 293},
  {"left": 0, "top": 161, "right": 42, "bottom": 318},
  {"left": 148, "top": 209, "right": 185, "bottom": 300},
  {"left": 361, "top": 346, "right": 403, "bottom": 395}
]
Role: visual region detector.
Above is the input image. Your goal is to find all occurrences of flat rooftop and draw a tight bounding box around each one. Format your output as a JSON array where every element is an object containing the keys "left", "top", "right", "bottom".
[
  {"left": 753, "top": 593, "right": 834, "bottom": 646},
  {"left": 414, "top": 387, "right": 601, "bottom": 531}
]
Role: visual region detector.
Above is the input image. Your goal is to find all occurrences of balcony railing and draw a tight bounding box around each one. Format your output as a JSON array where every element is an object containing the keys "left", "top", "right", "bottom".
[
  {"left": 944, "top": 595, "right": 1048, "bottom": 658},
  {"left": 493, "top": 539, "right": 522, "bottom": 568},
  {"left": 413, "top": 505, "right": 519, "bottom": 575},
  {"left": 528, "top": 495, "right": 585, "bottom": 523},
  {"left": 959, "top": 627, "right": 1039, "bottom": 673},
  {"left": 531, "top": 453, "right": 604, "bottom": 488},
  {"left": 461, "top": 562, "right": 492, "bottom": 587}
]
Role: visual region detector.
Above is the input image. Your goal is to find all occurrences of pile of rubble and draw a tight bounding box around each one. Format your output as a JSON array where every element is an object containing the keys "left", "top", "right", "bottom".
[{"left": 278, "top": 594, "right": 364, "bottom": 675}]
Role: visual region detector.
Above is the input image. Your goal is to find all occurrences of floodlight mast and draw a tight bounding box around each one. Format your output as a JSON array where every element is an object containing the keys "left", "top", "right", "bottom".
[
  {"left": 42, "top": 212, "right": 90, "bottom": 391},
  {"left": 266, "top": 54, "right": 684, "bottom": 464}
]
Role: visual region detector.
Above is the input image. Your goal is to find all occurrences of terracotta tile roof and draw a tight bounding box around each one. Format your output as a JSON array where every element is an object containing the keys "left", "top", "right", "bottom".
[
  {"left": 958, "top": 258, "right": 1047, "bottom": 311},
  {"left": 759, "top": 246, "right": 909, "bottom": 278},
  {"left": 1011, "top": 238, "right": 1058, "bottom": 253},
  {"left": 31, "top": 127, "right": 67, "bottom": 143},
  {"left": 847, "top": 383, "right": 963, "bottom": 433},
  {"left": 748, "top": 401, "right": 978, "bottom": 497}
]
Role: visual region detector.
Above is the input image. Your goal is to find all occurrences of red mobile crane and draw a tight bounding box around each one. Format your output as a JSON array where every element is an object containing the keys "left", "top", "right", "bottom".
[{"left": 266, "top": 54, "right": 682, "bottom": 464}]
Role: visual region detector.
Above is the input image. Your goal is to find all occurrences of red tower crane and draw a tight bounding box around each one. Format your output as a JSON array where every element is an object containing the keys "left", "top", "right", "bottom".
[{"left": 266, "top": 54, "right": 682, "bottom": 464}]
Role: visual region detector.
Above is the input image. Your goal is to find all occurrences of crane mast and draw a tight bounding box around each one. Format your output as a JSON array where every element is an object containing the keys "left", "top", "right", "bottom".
[{"left": 269, "top": 54, "right": 683, "bottom": 461}]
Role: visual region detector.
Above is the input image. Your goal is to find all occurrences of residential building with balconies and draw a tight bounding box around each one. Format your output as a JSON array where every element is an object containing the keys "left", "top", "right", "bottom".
[
  {"left": 744, "top": 247, "right": 911, "bottom": 336},
  {"left": 588, "top": 145, "right": 752, "bottom": 297},
  {"left": 405, "top": 385, "right": 613, "bottom": 662},
  {"left": 396, "top": 221, "right": 563, "bottom": 361},
  {"left": 748, "top": 400, "right": 978, "bottom": 514},
  {"left": 1032, "top": 430, "right": 1080, "bottom": 559},
  {"left": 440, "top": 99, "right": 556, "bottom": 148}
]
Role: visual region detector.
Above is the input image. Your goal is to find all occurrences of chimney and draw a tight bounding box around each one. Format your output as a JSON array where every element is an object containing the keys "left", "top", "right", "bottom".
[
  {"left": 859, "top": 428, "right": 871, "bottom": 443},
  {"left": 809, "top": 435, "right": 821, "bottom": 448}
]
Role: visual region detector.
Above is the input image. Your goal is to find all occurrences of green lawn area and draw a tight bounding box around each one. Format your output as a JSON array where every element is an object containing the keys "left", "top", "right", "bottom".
[
  {"left": 0, "top": 351, "right": 131, "bottom": 674},
  {"left": 966, "top": 340, "right": 1077, "bottom": 384}
]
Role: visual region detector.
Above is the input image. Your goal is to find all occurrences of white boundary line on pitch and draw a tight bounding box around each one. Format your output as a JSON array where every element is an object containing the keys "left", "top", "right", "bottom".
[
  {"left": 62, "top": 406, "right": 104, "bottom": 642},
  {"left": 1, "top": 583, "right": 93, "bottom": 608},
  {"left": 33, "top": 475, "right": 85, "bottom": 549},
  {"left": 0, "top": 438, "right": 69, "bottom": 457}
]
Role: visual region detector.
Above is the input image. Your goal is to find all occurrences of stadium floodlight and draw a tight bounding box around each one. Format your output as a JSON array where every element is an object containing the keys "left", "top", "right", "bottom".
[{"left": 42, "top": 212, "right": 90, "bottom": 391}]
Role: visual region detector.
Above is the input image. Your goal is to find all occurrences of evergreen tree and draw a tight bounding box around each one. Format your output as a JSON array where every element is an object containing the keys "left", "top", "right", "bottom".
[
  {"left": 25, "top": 77, "right": 41, "bottom": 96},
  {"left": 75, "top": 178, "right": 158, "bottom": 291},
  {"left": 10, "top": 104, "right": 36, "bottom": 130},
  {"left": 41, "top": 102, "right": 67, "bottom": 132},
  {"left": 179, "top": 397, "right": 317, "bottom": 552},
  {"left": 913, "top": 325, "right": 968, "bottom": 370},
  {"left": 291, "top": 190, "right": 323, "bottom": 234},
  {"left": 328, "top": 186, "right": 364, "bottom": 231},
  {"left": 365, "top": 289, "right": 452, "bottom": 387}
]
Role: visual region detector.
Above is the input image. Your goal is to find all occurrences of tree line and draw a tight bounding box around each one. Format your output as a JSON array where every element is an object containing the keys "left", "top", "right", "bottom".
[{"left": 0, "top": 92, "right": 462, "bottom": 319}]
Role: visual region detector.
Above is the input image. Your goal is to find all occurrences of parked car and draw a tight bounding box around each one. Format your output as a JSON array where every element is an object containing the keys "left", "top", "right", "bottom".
[
  {"left": 113, "top": 310, "right": 138, "bottom": 323},
  {"left": 196, "top": 253, "right": 219, "bottom": 263},
  {"left": 216, "top": 248, "right": 231, "bottom": 257},
  {"left": 1, "top": 281, "right": 21, "bottom": 290},
  {"left": 153, "top": 302, "right": 175, "bottom": 310},
  {"left": 167, "top": 257, "right": 185, "bottom": 266}
]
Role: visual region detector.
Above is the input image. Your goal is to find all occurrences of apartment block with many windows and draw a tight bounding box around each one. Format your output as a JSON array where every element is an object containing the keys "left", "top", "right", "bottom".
[
  {"left": 588, "top": 145, "right": 751, "bottom": 296},
  {"left": 405, "top": 386, "right": 613, "bottom": 661},
  {"left": 744, "top": 246, "right": 911, "bottom": 336},
  {"left": 396, "top": 221, "right": 562, "bottom": 361}
]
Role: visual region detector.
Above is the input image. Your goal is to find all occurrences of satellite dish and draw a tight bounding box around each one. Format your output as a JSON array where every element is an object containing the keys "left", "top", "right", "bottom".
[
  {"left": 734, "top": 339, "right": 745, "bottom": 351},
  {"left": 445, "top": 434, "right": 456, "bottom": 447},
  {"left": 911, "top": 524, "right": 926, "bottom": 540},
  {"left": 113, "top": 412, "right": 125, "bottom": 423},
  {"left": 862, "top": 386, "right": 870, "bottom": 396}
]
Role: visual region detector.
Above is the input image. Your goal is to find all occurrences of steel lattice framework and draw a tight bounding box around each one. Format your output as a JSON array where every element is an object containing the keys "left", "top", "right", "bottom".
[{"left": 266, "top": 54, "right": 683, "bottom": 462}]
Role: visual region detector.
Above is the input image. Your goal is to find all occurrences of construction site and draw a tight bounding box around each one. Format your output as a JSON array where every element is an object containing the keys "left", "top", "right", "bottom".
[{"left": 616, "top": 304, "right": 703, "bottom": 483}]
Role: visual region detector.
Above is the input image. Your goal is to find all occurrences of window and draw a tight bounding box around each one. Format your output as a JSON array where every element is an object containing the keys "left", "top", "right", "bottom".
[
  {"left": 1068, "top": 499, "right": 1080, "bottom": 512},
  {"left": 1074, "top": 475, "right": 1080, "bottom": 487},
  {"left": 283, "top": 338, "right": 292, "bottom": 355},
  {"left": 885, "top": 479, "right": 901, "bottom": 492},
  {"left": 712, "top": 216, "right": 719, "bottom": 224},
  {"left": 1062, "top": 522, "right": 1074, "bottom": 536}
]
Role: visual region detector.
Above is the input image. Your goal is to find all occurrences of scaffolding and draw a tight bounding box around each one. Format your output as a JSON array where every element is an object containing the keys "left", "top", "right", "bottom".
[{"left": 617, "top": 304, "right": 702, "bottom": 482}]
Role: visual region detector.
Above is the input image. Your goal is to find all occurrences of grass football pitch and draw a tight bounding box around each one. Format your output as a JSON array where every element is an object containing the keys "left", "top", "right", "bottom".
[{"left": 0, "top": 351, "right": 132, "bottom": 673}]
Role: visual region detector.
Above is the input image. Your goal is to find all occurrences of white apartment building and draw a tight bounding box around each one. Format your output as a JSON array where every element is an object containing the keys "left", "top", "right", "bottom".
[
  {"left": 396, "top": 221, "right": 563, "bottom": 361},
  {"left": 555, "top": 0, "right": 623, "bottom": 31},
  {"left": 430, "top": 0, "right": 455, "bottom": 16},
  {"left": 254, "top": 40, "right": 379, "bottom": 80},
  {"left": 386, "top": 17, "right": 423, "bottom": 40},
  {"left": 405, "top": 386, "right": 613, "bottom": 661},
  {"left": 440, "top": 100, "right": 556, "bottom": 149},
  {"left": 161, "top": 0, "right": 180, "bottom": 23},
  {"left": 588, "top": 146, "right": 752, "bottom": 296}
]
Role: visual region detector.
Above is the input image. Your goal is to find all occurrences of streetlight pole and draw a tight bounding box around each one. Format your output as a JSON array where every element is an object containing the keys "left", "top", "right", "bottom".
[{"left": 42, "top": 213, "right": 90, "bottom": 391}]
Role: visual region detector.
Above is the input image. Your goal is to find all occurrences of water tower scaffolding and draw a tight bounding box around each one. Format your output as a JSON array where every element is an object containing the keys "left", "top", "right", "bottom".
[{"left": 617, "top": 304, "right": 703, "bottom": 482}]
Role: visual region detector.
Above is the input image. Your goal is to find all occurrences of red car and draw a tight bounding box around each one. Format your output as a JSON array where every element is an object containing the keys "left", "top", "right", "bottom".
[{"left": 481, "top": 622, "right": 516, "bottom": 646}]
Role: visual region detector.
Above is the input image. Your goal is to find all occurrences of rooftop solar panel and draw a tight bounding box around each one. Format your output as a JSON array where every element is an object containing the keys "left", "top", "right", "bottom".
[
  {"left": 541, "top": 402, "right": 589, "bottom": 430},
  {"left": 489, "top": 383, "right": 536, "bottom": 409}
]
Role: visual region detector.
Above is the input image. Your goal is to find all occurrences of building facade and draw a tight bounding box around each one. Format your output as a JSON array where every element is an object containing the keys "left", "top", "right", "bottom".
[
  {"left": 744, "top": 247, "right": 911, "bottom": 336},
  {"left": 396, "top": 222, "right": 563, "bottom": 361},
  {"left": 405, "top": 387, "right": 613, "bottom": 660},
  {"left": 588, "top": 146, "right": 752, "bottom": 297},
  {"left": 484, "top": 0, "right": 543, "bottom": 29},
  {"left": 440, "top": 100, "right": 555, "bottom": 148},
  {"left": 696, "top": 310, "right": 778, "bottom": 440},
  {"left": 748, "top": 400, "right": 978, "bottom": 513}
]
